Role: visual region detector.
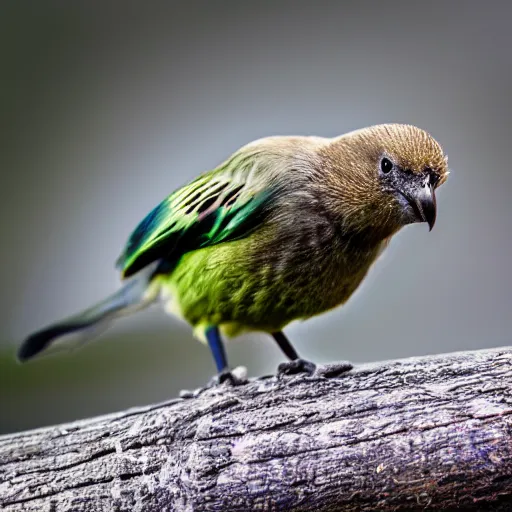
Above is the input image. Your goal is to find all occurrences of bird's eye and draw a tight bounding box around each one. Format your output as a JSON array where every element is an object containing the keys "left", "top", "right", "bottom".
[
  {"left": 424, "top": 167, "right": 440, "bottom": 186},
  {"left": 380, "top": 157, "right": 393, "bottom": 174},
  {"left": 430, "top": 172, "right": 440, "bottom": 187}
]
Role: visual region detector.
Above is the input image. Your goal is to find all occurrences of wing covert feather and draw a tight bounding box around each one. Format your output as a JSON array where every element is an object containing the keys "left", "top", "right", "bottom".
[{"left": 118, "top": 154, "right": 278, "bottom": 278}]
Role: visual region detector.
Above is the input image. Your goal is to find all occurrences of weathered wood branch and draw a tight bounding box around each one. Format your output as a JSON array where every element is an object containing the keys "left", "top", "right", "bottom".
[{"left": 0, "top": 348, "right": 511, "bottom": 511}]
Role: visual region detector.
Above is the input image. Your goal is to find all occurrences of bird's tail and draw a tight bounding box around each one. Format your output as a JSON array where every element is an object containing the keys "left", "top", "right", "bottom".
[{"left": 17, "top": 265, "right": 160, "bottom": 362}]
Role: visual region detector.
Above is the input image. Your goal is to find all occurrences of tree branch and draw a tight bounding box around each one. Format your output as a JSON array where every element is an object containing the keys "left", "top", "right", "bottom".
[{"left": 1, "top": 347, "right": 511, "bottom": 511}]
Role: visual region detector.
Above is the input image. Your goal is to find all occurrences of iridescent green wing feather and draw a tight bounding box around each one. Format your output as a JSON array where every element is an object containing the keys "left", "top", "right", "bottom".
[{"left": 118, "top": 153, "right": 278, "bottom": 278}]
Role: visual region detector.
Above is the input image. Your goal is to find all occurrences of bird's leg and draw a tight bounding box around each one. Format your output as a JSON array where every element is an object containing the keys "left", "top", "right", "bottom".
[
  {"left": 272, "top": 331, "right": 299, "bottom": 360},
  {"left": 205, "top": 326, "right": 244, "bottom": 386},
  {"left": 272, "top": 331, "right": 316, "bottom": 376}
]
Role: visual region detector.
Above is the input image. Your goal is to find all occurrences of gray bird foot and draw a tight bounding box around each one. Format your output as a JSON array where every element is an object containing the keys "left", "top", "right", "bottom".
[
  {"left": 277, "top": 358, "right": 316, "bottom": 377},
  {"left": 314, "top": 361, "right": 353, "bottom": 378},
  {"left": 208, "top": 366, "right": 248, "bottom": 387},
  {"left": 179, "top": 366, "right": 248, "bottom": 398}
]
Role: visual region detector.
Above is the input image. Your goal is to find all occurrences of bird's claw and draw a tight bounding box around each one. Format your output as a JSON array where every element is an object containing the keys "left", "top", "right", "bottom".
[
  {"left": 207, "top": 366, "right": 248, "bottom": 388},
  {"left": 277, "top": 358, "right": 316, "bottom": 377},
  {"left": 277, "top": 359, "right": 354, "bottom": 379},
  {"left": 314, "top": 361, "right": 353, "bottom": 378},
  {"left": 179, "top": 366, "right": 248, "bottom": 398}
]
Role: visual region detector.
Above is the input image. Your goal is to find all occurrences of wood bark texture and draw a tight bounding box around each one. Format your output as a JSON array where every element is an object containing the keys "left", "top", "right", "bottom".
[{"left": 1, "top": 347, "right": 511, "bottom": 512}]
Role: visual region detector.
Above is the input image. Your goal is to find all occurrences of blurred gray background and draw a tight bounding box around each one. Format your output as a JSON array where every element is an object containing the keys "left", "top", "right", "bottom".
[{"left": 1, "top": 1, "right": 511, "bottom": 434}]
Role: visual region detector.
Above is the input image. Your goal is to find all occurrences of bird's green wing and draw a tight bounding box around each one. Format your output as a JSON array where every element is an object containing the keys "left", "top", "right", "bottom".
[{"left": 117, "top": 157, "right": 278, "bottom": 278}]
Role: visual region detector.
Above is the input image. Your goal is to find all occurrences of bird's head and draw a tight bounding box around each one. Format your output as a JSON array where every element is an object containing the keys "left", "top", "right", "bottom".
[{"left": 319, "top": 124, "right": 449, "bottom": 242}]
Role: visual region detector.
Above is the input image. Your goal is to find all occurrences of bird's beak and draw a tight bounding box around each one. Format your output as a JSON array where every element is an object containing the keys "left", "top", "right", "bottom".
[{"left": 407, "top": 182, "right": 437, "bottom": 231}]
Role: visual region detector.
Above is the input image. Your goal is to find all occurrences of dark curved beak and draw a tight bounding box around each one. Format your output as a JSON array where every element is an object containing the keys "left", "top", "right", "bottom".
[{"left": 408, "top": 183, "right": 437, "bottom": 231}]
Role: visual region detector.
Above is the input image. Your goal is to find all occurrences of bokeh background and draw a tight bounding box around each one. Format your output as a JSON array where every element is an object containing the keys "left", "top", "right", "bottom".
[{"left": 2, "top": 1, "right": 511, "bottom": 434}]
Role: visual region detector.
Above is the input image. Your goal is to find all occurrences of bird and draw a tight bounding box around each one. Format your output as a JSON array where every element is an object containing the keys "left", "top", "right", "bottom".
[{"left": 17, "top": 124, "right": 448, "bottom": 382}]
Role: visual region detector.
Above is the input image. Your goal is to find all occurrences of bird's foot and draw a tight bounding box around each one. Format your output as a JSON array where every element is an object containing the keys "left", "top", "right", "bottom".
[
  {"left": 207, "top": 366, "right": 248, "bottom": 388},
  {"left": 179, "top": 366, "right": 248, "bottom": 398},
  {"left": 314, "top": 361, "right": 353, "bottom": 378},
  {"left": 277, "top": 358, "right": 316, "bottom": 377}
]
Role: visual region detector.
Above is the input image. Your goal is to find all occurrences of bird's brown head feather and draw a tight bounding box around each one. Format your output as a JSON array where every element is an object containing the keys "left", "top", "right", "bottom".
[{"left": 317, "top": 124, "right": 448, "bottom": 244}]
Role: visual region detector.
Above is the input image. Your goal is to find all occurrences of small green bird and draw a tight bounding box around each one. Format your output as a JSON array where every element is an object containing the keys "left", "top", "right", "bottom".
[{"left": 18, "top": 124, "right": 448, "bottom": 380}]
